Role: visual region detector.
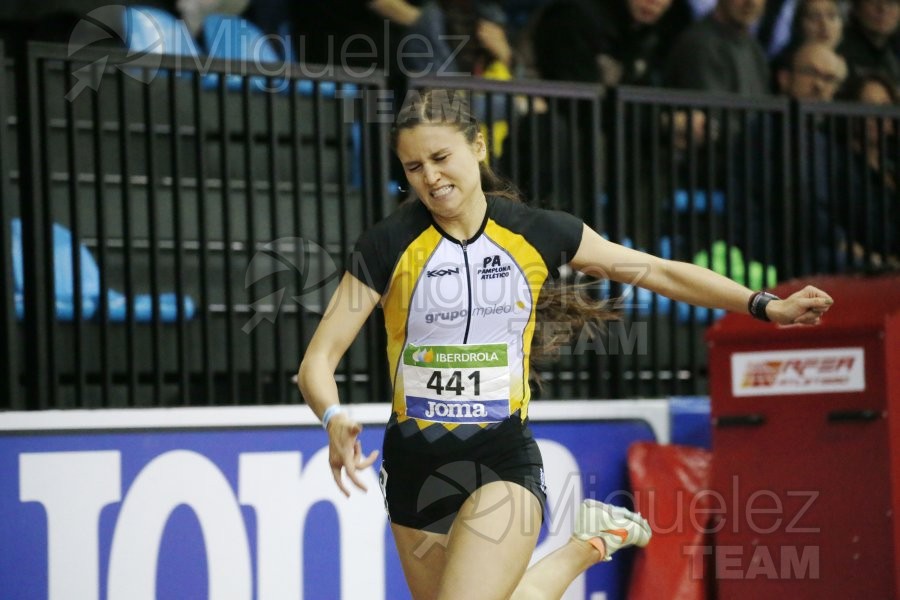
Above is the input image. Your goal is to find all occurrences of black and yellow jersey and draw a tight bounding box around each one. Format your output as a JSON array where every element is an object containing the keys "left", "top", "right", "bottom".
[{"left": 349, "top": 196, "right": 582, "bottom": 434}]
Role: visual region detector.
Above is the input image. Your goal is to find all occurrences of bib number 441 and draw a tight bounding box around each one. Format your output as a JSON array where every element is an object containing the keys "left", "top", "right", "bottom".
[{"left": 425, "top": 370, "right": 480, "bottom": 396}]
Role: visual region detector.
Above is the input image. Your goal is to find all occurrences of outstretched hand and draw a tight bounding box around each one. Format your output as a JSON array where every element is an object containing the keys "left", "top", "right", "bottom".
[
  {"left": 767, "top": 285, "right": 834, "bottom": 326},
  {"left": 327, "top": 413, "right": 379, "bottom": 497}
]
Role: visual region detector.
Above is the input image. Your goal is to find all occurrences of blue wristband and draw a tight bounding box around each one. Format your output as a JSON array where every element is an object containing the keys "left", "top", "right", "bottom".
[{"left": 322, "top": 405, "right": 343, "bottom": 430}]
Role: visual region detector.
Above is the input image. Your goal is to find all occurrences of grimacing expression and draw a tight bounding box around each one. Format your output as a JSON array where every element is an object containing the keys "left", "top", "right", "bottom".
[{"left": 396, "top": 124, "right": 488, "bottom": 224}]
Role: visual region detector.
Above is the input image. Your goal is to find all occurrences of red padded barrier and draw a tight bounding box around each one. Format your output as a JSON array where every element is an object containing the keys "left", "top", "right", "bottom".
[{"left": 627, "top": 442, "right": 713, "bottom": 600}]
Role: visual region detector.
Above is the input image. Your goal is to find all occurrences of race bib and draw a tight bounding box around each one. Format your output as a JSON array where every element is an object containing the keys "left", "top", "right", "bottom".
[{"left": 402, "top": 343, "right": 510, "bottom": 424}]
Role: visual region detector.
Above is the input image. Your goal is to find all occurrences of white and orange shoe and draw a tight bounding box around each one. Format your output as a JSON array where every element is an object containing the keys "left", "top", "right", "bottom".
[{"left": 574, "top": 499, "right": 652, "bottom": 562}]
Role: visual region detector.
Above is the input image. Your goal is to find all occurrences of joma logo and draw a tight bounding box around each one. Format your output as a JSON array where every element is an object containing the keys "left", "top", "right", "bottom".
[{"left": 424, "top": 401, "right": 488, "bottom": 419}]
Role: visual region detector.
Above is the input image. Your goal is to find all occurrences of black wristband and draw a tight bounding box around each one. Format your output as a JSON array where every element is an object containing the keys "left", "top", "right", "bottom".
[{"left": 748, "top": 291, "right": 779, "bottom": 322}]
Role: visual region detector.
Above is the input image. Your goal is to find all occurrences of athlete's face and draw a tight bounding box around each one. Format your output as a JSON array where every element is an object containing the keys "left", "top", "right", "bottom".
[{"left": 396, "top": 124, "right": 488, "bottom": 225}]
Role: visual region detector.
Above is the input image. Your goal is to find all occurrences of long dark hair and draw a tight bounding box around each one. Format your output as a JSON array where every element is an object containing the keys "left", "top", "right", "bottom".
[{"left": 391, "top": 89, "right": 619, "bottom": 380}]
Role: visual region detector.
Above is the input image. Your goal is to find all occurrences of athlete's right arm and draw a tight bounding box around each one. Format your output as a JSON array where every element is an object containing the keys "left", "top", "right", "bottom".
[{"left": 298, "top": 272, "right": 382, "bottom": 497}]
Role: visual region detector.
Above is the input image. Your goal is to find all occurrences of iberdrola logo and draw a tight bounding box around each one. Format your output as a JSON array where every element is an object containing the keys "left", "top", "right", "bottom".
[{"left": 412, "top": 348, "right": 434, "bottom": 364}]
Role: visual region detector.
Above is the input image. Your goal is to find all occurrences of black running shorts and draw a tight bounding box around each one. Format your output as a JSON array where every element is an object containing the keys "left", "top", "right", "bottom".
[{"left": 378, "top": 415, "right": 547, "bottom": 534}]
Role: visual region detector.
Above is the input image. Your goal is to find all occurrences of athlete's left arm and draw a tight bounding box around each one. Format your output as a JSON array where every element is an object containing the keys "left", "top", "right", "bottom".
[{"left": 568, "top": 225, "right": 834, "bottom": 326}]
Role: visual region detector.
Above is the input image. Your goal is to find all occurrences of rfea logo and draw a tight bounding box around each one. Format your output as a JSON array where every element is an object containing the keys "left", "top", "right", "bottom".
[{"left": 731, "top": 348, "right": 865, "bottom": 397}]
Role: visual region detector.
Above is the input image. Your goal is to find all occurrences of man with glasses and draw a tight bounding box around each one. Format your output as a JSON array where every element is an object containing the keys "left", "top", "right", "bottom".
[
  {"left": 778, "top": 42, "right": 851, "bottom": 273},
  {"left": 777, "top": 41, "right": 847, "bottom": 101}
]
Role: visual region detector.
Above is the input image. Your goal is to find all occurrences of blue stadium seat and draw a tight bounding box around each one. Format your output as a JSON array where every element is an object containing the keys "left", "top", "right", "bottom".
[
  {"left": 628, "top": 285, "right": 726, "bottom": 324},
  {"left": 51, "top": 222, "right": 102, "bottom": 321},
  {"left": 11, "top": 219, "right": 23, "bottom": 320},
  {"left": 107, "top": 289, "right": 196, "bottom": 322},
  {"left": 673, "top": 189, "right": 726, "bottom": 214},
  {"left": 614, "top": 235, "right": 726, "bottom": 324},
  {"left": 10, "top": 219, "right": 195, "bottom": 322},
  {"left": 11, "top": 219, "right": 99, "bottom": 320}
]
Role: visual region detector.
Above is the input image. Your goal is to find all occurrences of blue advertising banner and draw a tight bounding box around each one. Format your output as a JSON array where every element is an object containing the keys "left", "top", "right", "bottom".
[{"left": 0, "top": 401, "right": 669, "bottom": 600}]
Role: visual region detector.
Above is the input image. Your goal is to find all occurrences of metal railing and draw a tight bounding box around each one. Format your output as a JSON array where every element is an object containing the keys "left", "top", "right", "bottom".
[
  {"left": 2, "top": 42, "right": 898, "bottom": 409},
  {"left": 0, "top": 42, "right": 17, "bottom": 408},
  {"left": 793, "top": 100, "right": 900, "bottom": 276},
  {"left": 609, "top": 86, "right": 792, "bottom": 397},
  {"left": 4, "top": 41, "right": 391, "bottom": 409}
]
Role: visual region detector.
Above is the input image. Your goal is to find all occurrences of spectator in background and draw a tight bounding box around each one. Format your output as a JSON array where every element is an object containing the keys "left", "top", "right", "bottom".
[
  {"left": 400, "top": 1, "right": 519, "bottom": 159},
  {"left": 529, "top": 0, "right": 693, "bottom": 86},
  {"left": 289, "top": 0, "right": 421, "bottom": 78},
  {"left": 838, "top": 0, "right": 900, "bottom": 85},
  {"left": 777, "top": 42, "right": 848, "bottom": 272},
  {"left": 843, "top": 71, "right": 899, "bottom": 158},
  {"left": 287, "top": 0, "right": 425, "bottom": 189},
  {"left": 507, "top": 0, "right": 692, "bottom": 216},
  {"left": 837, "top": 71, "right": 899, "bottom": 268},
  {"left": 664, "top": 0, "right": 778, "bottom": 275},
  {"left": 664, "top": 0, "right": 770, "bottom": 95},
  {"left": 294, "top": 1, "right": 516, "bottom": 88},
  {"left": 291, "top": 0, "right": 516, "bottom": 80},
  {"left": 770, "top": 0, "right": 843, "bottom": 78},
  {"left": 776, "top": 41, "right": 847, "bottom": 101},
  {"left": 403, "top": 1, "right": 515, "bottom": 78}
]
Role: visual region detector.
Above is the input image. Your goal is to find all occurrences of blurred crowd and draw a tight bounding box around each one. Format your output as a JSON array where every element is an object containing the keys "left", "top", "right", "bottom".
[
  {"left": 1, "top": 0, "right": 899, "bottom": 102},
  {"left": 0, "top": 0, "right": 896, "bottom": 270}
]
